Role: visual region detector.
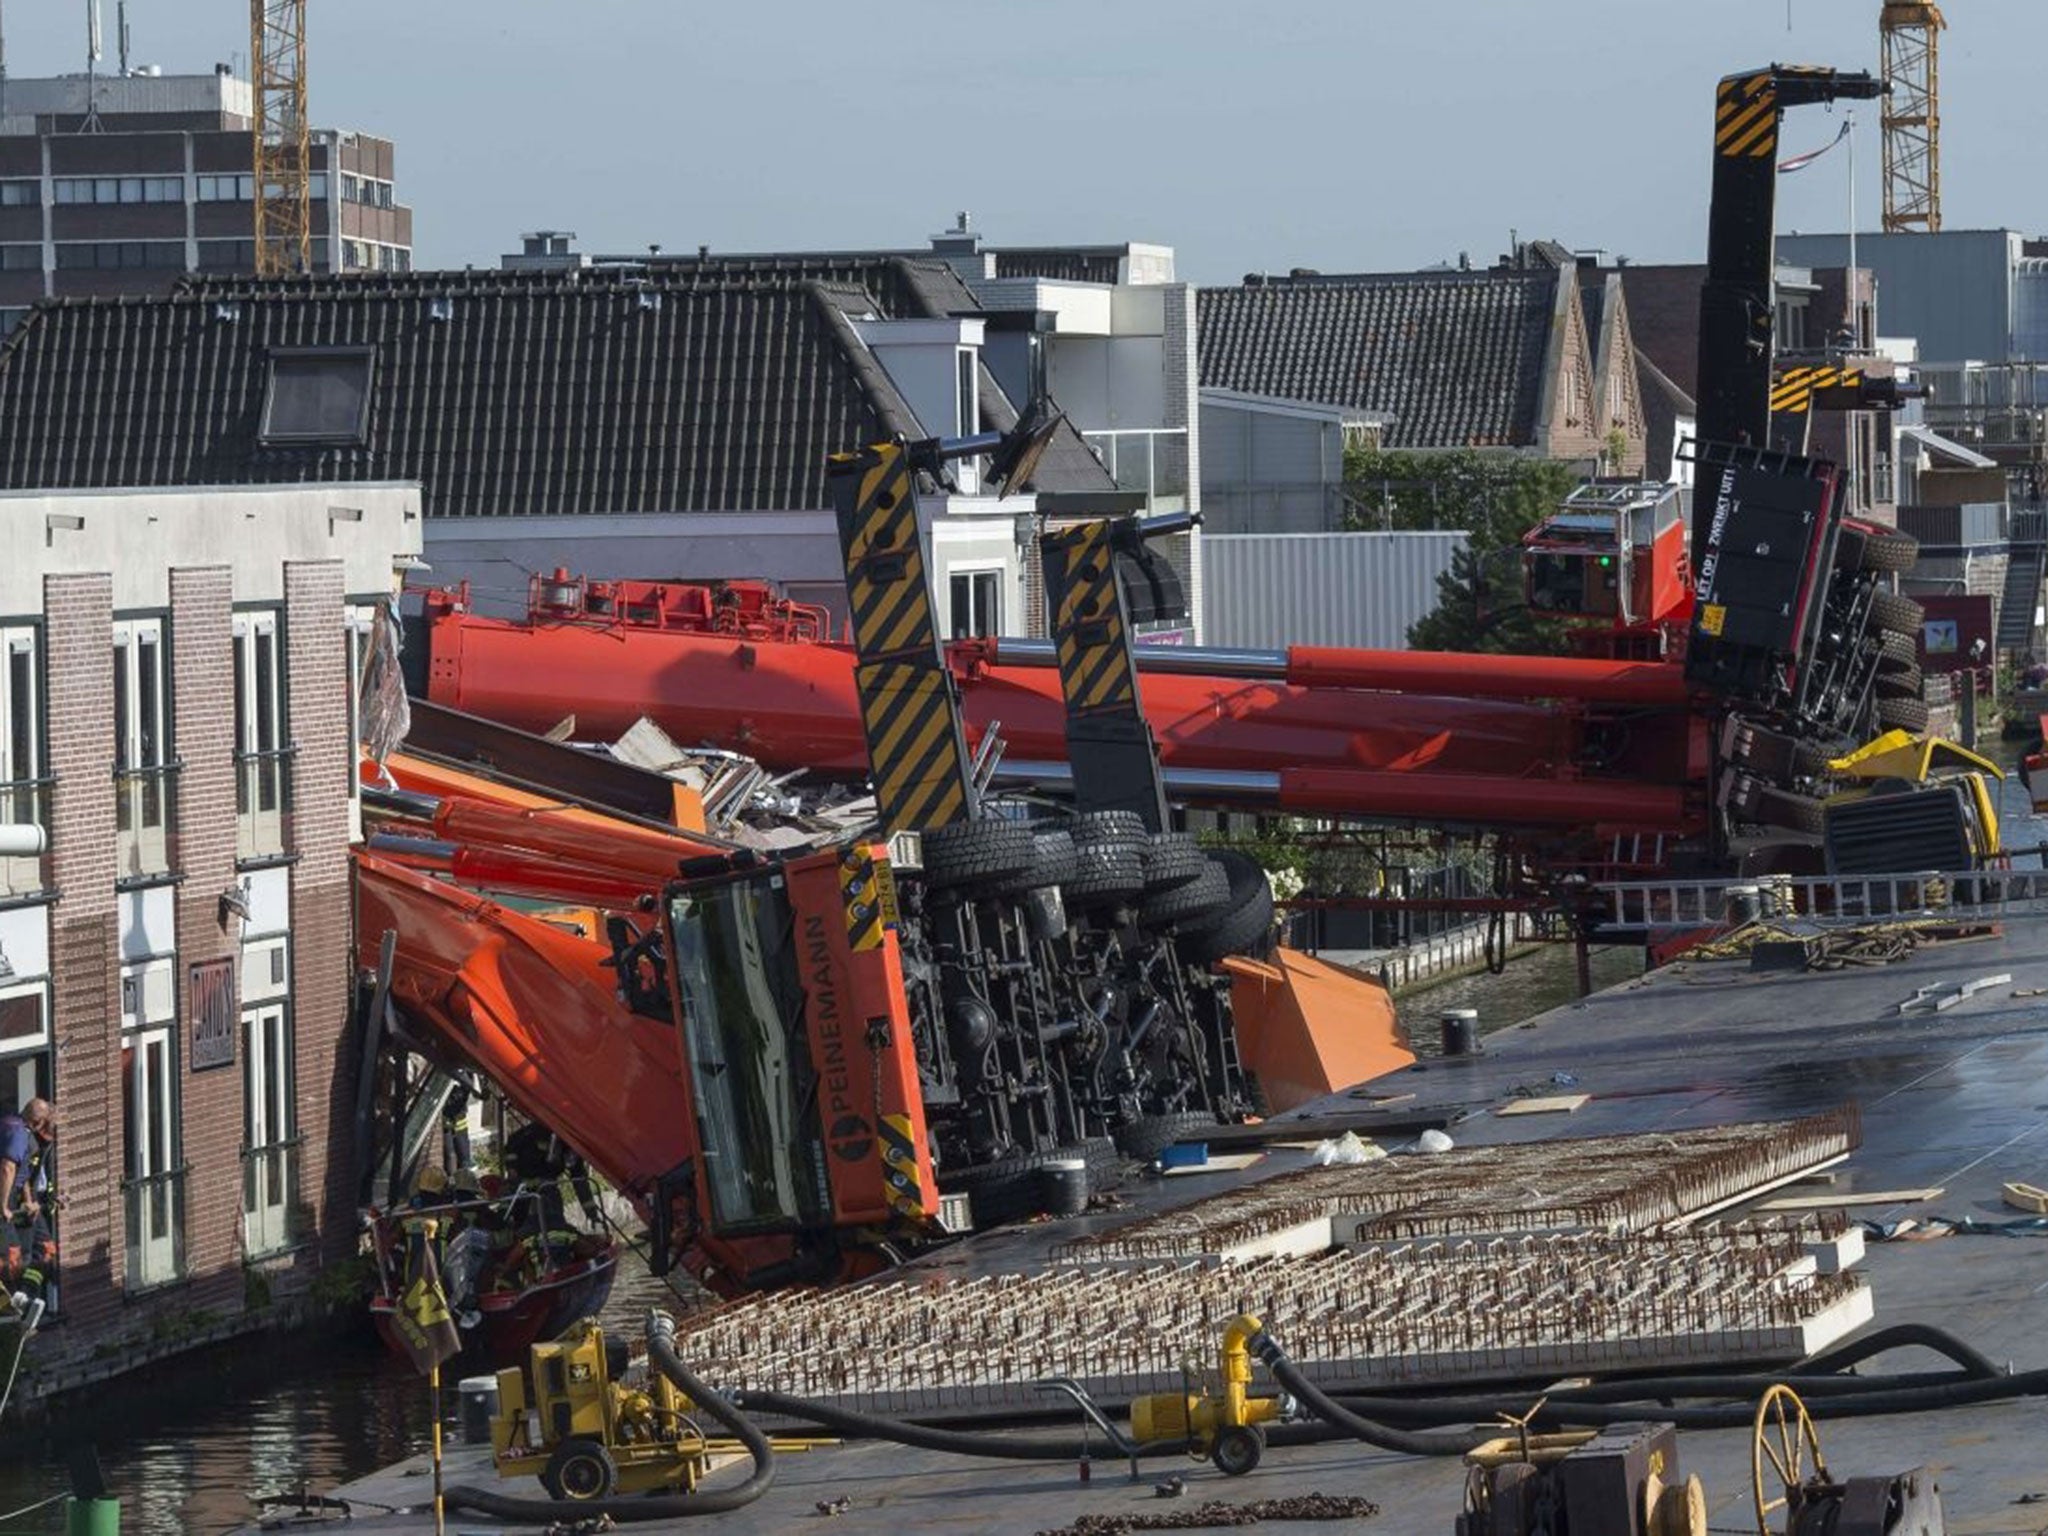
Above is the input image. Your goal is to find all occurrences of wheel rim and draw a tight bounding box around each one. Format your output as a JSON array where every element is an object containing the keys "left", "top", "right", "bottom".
[
  {"left": 562, "top": 1451, "right": 608, "bottom": 1499},
  {"left": 1751, "top": 1384, "right": 1825, "bottom": 1535}
]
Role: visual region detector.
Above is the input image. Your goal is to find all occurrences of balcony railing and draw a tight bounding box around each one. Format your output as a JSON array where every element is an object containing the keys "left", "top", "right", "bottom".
[
  {"left": 0, "top": 775, "right": 53, "bottom": 900},
  {"left": 123, "top": 1166, "right": 187, "bottom": 1291},
  {"left": 1081, "top": 427, "right": 1190, "bottom": 505},
  {"left": 235, "top": 745, "right": 295, "bottom": 862},
  {"left": 243, "top": 1140, "right": 300, "bottom": 1259},
  {"left": 115, "top": 761, "right": 180, "bottom": 883}
]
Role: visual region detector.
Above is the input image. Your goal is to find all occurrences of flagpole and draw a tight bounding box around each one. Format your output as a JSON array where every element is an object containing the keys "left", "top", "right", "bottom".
[
  {"left": 1847, "top": 110, "right": 1858, "bottom": 336},
  {"left": 432, "top": 1360, "right": 446, "bottom": 1536}
]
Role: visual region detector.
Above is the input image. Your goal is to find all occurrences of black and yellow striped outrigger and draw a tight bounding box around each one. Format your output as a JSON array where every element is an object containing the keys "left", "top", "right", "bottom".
[
  {"left": 826, "top": 409, "right": 1066, "bottom": 834},
  {"left": 827, "top": 439, "right": 979, "bottom": 834},
  {"left": 1040, "top": 514, "right": 1189, "bottom": 833},
  {"left": 1694, "top": 63, "right": 1884, "bottom": 556}
]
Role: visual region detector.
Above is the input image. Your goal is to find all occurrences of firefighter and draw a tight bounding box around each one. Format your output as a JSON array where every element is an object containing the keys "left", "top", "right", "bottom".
[{"left": 0, "top": 1097, "right": 58, "bottom": 1330}]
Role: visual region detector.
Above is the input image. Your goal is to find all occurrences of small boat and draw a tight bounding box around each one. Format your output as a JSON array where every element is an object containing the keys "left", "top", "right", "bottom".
[
  {"left": 2023, "top": 716, "right": 2048, "bottom": 812},
  {"left": 366, "top": 1187, "right": 621, "bottom": 1363}
]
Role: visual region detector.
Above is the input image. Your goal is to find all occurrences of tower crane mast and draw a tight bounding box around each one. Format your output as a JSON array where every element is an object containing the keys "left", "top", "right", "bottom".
[
  {"left": 250, "top": 0, "right": 310, "bottom": 275},
  {"left": 1879, "top": 1, "right": 1944, "bottom": 233}
]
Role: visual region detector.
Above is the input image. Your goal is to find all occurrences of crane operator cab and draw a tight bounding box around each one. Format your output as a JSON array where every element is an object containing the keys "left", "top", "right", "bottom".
[{"left": 1523, "top": 482, "right": 1690, "bottom": 631}]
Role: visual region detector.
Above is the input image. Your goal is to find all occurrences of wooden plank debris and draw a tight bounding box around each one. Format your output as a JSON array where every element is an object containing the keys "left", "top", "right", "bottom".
[
  {"left": 1497, "top": 1093, "right": 1590, "bottom": 1117},
  {"left": 2002, "top": 1181, "right": 2048, "bottom": 1214},
  {"left": 1758, "top": 1187, "right": 1944, "bottom": 1212},
  {"left": 1898, "top": 974, "right": 2012, "bottom": 1015}
]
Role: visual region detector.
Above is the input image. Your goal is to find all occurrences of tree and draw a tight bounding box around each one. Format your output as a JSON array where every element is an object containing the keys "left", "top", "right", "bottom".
[{"left": 1343, "top": 448, "right": 1581, "bottom": 654}]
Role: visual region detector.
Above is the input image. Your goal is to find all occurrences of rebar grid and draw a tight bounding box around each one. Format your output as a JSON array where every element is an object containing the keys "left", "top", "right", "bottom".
[
  {"left": 682, "top": 1222, "right": 1868, "bottom": 1418},
  {"left": 1055, "top": 1109, "right": 1860, "bottom": 1262}
]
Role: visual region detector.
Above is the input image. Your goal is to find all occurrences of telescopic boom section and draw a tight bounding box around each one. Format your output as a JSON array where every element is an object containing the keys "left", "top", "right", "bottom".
[{"left": 1695, "top": 65, "right": 1885, "bottom": 509}]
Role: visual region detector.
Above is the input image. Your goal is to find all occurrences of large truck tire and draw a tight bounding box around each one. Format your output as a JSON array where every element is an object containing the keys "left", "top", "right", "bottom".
[
  {"left": 1838, "top": 525, "right": 1920, "bottom": 575},
  {"left": 1874, "top": 629, "right": 1919, "bottom": 669},
  {"left": 1875, "top": 695, "right": 1930, "bottom": 733},
  {"left": 1069, "top": 810, "right": 1148, "bottom": 853},
  {"left": 1064, "top": 843, "right": 1146, "bottom": 906},
  {"left": 1140, "top": 831, "right": 1208, "bottom": 893},
  {"left": 1867, "top": 590, "right": 1926, "bottom": 634},
  {"left": 1027, "top": 827, "right": 1079, "bottom": 889},
  {"left": 1747, "top": 787, "right": 1827, "bottom": 836},
  {"left": 1139, "top": 862, "right": 1232, "bottom": 929},
  {"left": 1114, "top": 1109, "right": 1224, "bottom": 1163},
  {"left": 921, "top": 819, "right": 1037, "bottom": 892},
  {"left": 1182, "top": 850, "right": 1277, "bottom": 963},
  {"left": 1875, "top": 665, "right": 1924, "bottom": 699}
]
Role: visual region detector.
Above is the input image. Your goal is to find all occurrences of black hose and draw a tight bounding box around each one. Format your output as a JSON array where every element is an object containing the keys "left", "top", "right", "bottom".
[
  {"left": 736, "top": 1387, "right": 1152, "bottom": 1462},
  {"left": 445, "top": 1311, "right": 775, "bottom": 1522},
  {"left": 1798, "top": 1321, "right": 2002, "bottom": 1381},
  {"left": 1247, "top": 1327, "right": 1494, "bottom": 1457}
]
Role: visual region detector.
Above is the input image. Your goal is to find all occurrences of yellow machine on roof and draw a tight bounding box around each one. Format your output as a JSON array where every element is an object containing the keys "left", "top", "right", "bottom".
[{"left": 1818, "top": 730, "right": 2002, "bottom": 874}]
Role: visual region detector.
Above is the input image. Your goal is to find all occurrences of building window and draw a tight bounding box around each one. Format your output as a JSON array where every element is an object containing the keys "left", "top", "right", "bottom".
[
  {"left": 0, "top": 246, "right": 39, "bottom": 271},
  {"left": 233, "top": 611, "right": 290, "bottom": 861},
  {"left": 344, "top": 605, "right": 378, "bottom": 804},
  {"left": 241, "top": 936, "right": 296, "bottom": 1259},
  {"left": 196, "top": 174, "right": 256, "bottom": 202},
  {"left": 948, "top": 569, "right": 1003, "bottom": 639},
  {"left": 121, "top": 957, "right": 184, "bottom": 1290},
  {"left": 0, "top": 985, "right": 52, "bottom": 1118},
  {"left": 0, "top": 626, "right": 47, "bottom": 900},
  {"left": 113, "top": 618, "right": 174, "bottom": 882},
  {"left": 258, "top": 348, "right": 374, "bottom": 447},
  {"left": 0, "top": 181, "right": 37, "bottom": 207},
  {"left": 956, "top": 348, "right": 978, "bottom": 437},
  {"left": 52, "top": 241, "right": 185, "bottom": 271},
  {"left": 1775, "top": 299, "right": 1809, "bottom": 352},
  {"left": 52, "top": 176, "right": 181, "bottom": 205},
  {"left": 196, "top": 239, "right": 257, "bottom": 273},
  {"left": 308, "top": 173, "right": 328, "bottom": 202},
  {"left": 0, "top": 310, "right": 28, "bottom": 339}
]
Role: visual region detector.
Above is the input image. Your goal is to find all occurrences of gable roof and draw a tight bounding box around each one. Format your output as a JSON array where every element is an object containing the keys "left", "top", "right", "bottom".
[
  {"left": 0, "top": 263, "right": 1114, "bottom": 514},
  {"left": 1196, "top": 271, "right": 1561, "bottom": 449}
]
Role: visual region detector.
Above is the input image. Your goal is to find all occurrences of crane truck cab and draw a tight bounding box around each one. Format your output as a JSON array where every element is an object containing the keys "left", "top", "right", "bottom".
[
  {"left": 1522, "top": 481, "right": 1691, "bottom": 655},
  {"left": 656, "top": 840, "right": 935, "bottom": 1268}
]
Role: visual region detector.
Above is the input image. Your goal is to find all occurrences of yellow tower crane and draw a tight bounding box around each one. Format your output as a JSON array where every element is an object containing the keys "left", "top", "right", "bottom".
[
  {"left": 1879, "top": 0, "right": 1944, "bottom": 233},
  {"left": 250, "top": 0, "right": 310, "bottom": 275}
]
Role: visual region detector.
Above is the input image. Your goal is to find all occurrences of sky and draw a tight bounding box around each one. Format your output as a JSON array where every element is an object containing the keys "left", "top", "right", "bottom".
[{"left": 3, "top": 1, "right": 2041, "bottom": 282}]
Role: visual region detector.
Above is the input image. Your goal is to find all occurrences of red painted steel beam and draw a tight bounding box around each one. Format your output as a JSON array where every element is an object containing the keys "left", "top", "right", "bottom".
[{"left": 1283, "top": 647, "right": 1691, "bottom": 707}]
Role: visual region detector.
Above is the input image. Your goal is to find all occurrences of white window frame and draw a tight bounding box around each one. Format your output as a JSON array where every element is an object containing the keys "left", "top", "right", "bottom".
[
  {"left": 113, "top": 617, "right": 172, "bottom": 880},
  {"left": 0, "top": 625, "right": 43, "bottom": 899},
  {"left": 0, "top": 980, "right": 52, "bottom": 1114},
  {"left": 120, "top": 956, "right": 182, "bottom": 1289},
  {"left": 946, "top": 565, "right": 1005, "bottom": 640},
  {"left": 233, "top": 610, "right": 287, "bottom": 861},
  {"left": 242, "top": 935, "right": 296, "bottom": 1258}
]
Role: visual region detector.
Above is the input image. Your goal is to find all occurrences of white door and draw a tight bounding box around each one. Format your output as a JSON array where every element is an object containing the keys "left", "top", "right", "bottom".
[
  {"left": 113, "top": 619, "right": 170, "bottom": 878},
  {"left": 242, "top": 999, "right": 294, "bottom": 1256},
  {"left": 120, "top": 957, "right": 180, "bottom": 1287},
  {"left": 233, "top": 611, "right": 285, "bottom": 860},
  {"left": 0, "top": 628, "right": 42, "bottom": 897}
]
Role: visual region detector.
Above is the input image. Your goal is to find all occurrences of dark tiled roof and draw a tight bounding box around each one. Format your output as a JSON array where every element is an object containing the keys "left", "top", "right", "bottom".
[
  {"left": 0, "top": 265, "right": 1113, "bottom": 511},
  {"left": 1197, "top": 272, "right": 1558, "bottom": 449}
]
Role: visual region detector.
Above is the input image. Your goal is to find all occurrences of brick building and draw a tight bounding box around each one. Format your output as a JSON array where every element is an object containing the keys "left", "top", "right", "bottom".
[
  {"left": 0, "top": 68, "right": 413, "bottom": 338},
  {"left": 0, "top": 484, "right": 419, "bottom": 1389}
]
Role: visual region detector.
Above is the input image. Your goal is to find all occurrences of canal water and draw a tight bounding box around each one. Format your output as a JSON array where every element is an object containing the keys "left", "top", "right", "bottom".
[
  {"left": 0, "top": 1259, "right": 697, "bottom": 1535},
  {"left": 3, "top": 741, "right": 2040, "bottom": 1533}
]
